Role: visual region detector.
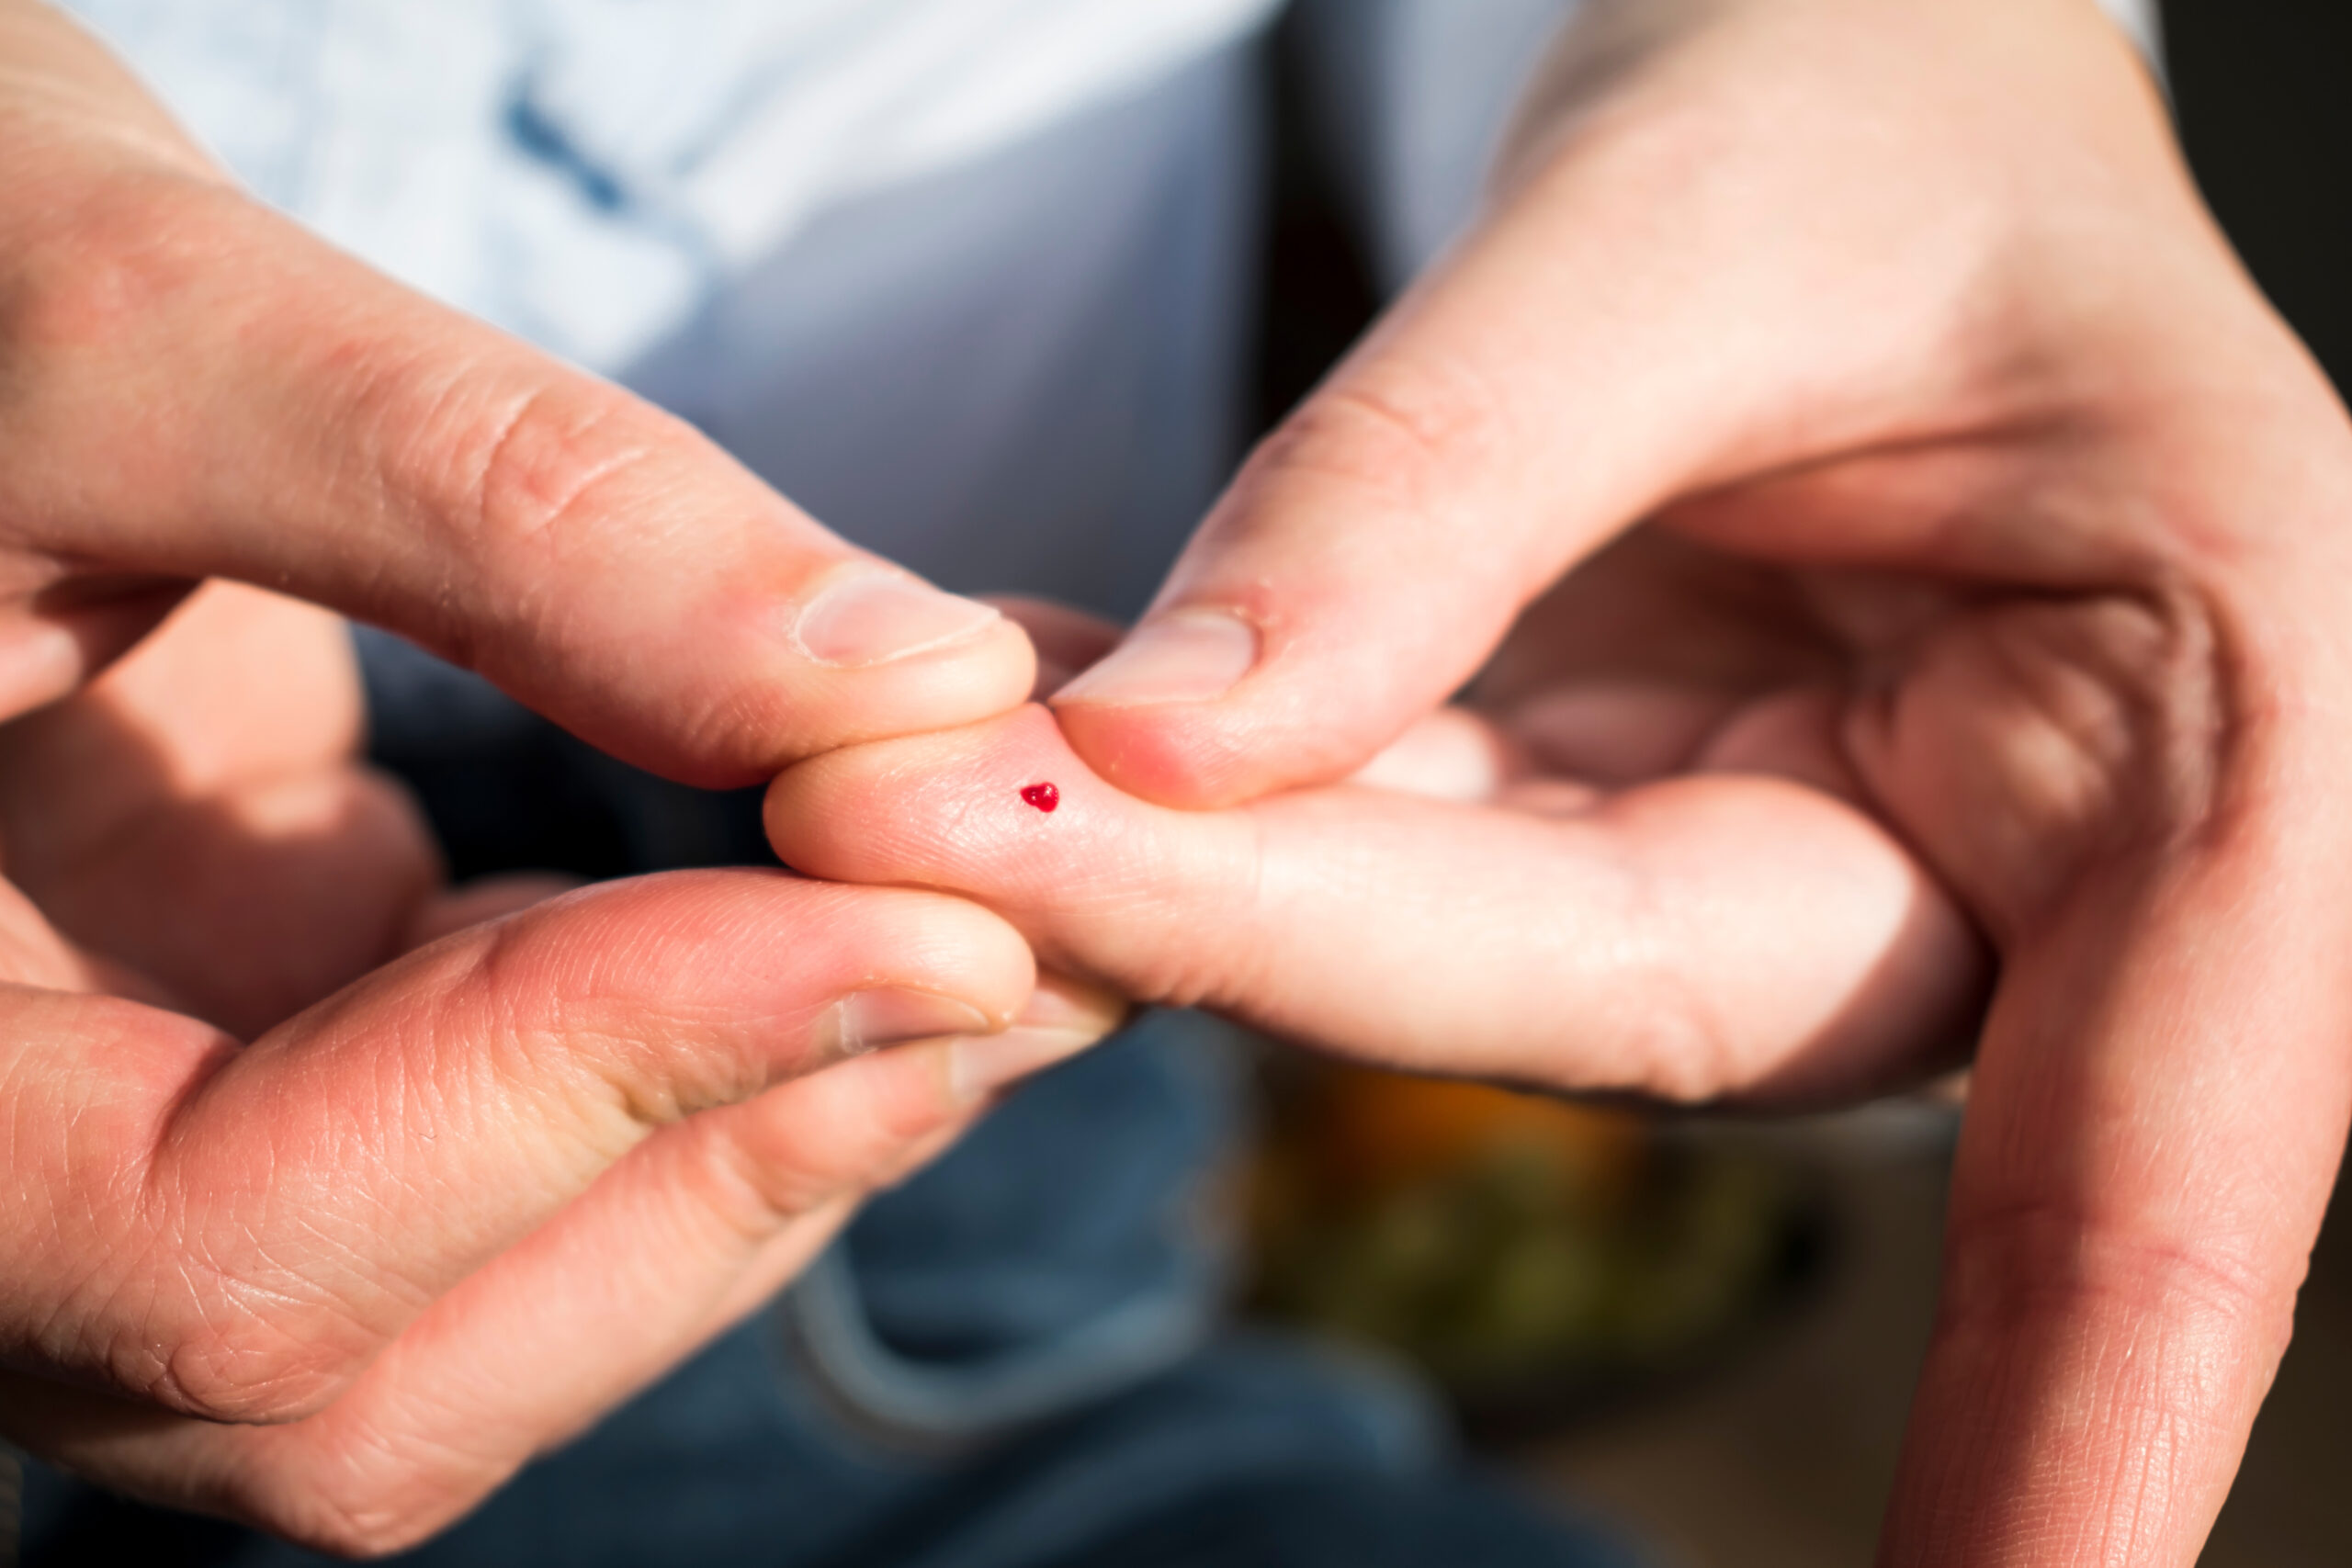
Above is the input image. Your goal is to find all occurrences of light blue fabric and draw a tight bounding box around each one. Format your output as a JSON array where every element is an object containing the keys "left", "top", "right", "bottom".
[{"left": 57, "top": 0, "right": 1282, "bottom": 373}]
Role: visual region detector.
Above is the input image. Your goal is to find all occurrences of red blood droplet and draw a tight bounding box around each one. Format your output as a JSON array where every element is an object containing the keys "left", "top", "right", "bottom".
[{"left": 1020, "top": 782, "right": 1060, "bottom": 813}]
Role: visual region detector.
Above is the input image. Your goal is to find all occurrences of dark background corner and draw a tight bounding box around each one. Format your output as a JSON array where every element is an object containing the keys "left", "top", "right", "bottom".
[{"left": 2164, "top": 0, "right": 2352, "bottom": 391}]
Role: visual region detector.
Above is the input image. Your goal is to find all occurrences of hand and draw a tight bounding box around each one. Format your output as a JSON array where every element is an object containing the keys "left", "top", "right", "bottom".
[
  {"left": 770, "top": 3, "right": 2352, "bottom": 1562},
  {"left": 0, "top": 5, "right": 1086, "bottom": 1549},
  {"left": 0, "top": 0, "right": 1034, "bottom": 773},
  {"left": 0, "top": 582, "right": 1117, "bottom": 1554}
]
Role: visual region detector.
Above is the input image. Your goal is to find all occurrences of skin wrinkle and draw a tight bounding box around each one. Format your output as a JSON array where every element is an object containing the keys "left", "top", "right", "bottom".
[
  {"left": 138, "top": 1175, "right": 390, "bottom": 1421},
  {"left": 1604, "top": 802, "right": 1741, "bottom": 1102},
  {"left": 1242, "top": 798, "right": 1379, "bottom": 1031},
  {"left": 455, "top": 888, "right": 903, "bottom": 1136},
  {"left": 462, "top": 396, "right": 674, "bottom": 692},
  {"left": 1931, "top": 1198, "right": 2291, "bottom": 1420},
  {"left": 2078, "top": 1315, "right": 2243, "bottom": 1563},
  {"left": 1290, "top": 367, "right": 1514, "bottom": 535},
  {"left": 682, "top": 1080, "right": 931, "bottom": 1247},
  {"left": 467, "top": 384, "right": 656, "bottom": 552},
  {"left": 260, "top": 1204, "right": 436, "bottom": 1325},
  {"left": 682, "top": 1126, "right": 843, "bottom": 1251},
  {"left": 1125, "top": 793, "right": 1262, "bottom": 1015},
  {"left": 269, "top": 1425, "right": 484, "bottom": 1562},
  {"left": 1850, "top": 584, "right": 2232, "bottom": 949}
]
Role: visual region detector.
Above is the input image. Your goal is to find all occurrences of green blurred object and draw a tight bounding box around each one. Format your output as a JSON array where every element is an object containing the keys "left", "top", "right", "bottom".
[{"left": 1245, "top": 1061, "right": 1821, "bottom": 1433}]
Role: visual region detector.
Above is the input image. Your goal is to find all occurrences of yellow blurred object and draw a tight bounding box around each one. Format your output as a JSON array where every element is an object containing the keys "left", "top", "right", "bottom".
[{"left": 1306, "top": 1066, "right": 1651, "bottom": 1204}]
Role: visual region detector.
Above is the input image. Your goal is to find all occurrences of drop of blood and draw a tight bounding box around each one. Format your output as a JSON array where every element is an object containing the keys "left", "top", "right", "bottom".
[{"left": 1020, "top": 782, "right": 1060, "bottom": 813}]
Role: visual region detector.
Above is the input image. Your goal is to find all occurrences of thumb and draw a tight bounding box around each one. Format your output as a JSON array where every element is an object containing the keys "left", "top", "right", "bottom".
[
  {"left": 1048, "top": 0, "right": 2171, "bottom": 807},
  {"left": 0, "top": 13, "right": 1031, "bottom": 777}
]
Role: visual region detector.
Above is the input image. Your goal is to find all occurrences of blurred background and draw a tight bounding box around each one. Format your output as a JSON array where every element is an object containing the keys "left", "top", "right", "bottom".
[{"left": 1234, "top": 4, "right": 2352, "bottom": 1563}]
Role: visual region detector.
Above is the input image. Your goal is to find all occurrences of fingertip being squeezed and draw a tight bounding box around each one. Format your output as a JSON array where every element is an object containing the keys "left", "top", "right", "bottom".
[
  {"left": 767, "top": 705, "right": 1117, "bottom": 901},
  {"left": 763, "top": 704, "right": 1249, "bottom": 993}
]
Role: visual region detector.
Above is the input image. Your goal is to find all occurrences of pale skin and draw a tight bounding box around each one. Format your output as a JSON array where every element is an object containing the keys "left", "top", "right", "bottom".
[
  {"left": 768, "top": 1, "right": 2352, "bottom": 1564},
  {"left": 0, "top": 0, "right": 1120, "bottom": 1553},
  {"left": 3, "top": 0, "right": 2346, "bottom": 1564}
]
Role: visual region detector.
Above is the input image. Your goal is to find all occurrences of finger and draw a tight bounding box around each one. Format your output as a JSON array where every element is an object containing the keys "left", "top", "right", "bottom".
[
  {"left": 23, "top": 763, "right": 437, "bottom": 1038},
  {"left": 1345, "top": 705, "right": 1532, "bottom": 805},
  {"left": 0, "top": 587, "right": 441, "bottom": 1034},
  {"left": 985, "top": 596, "right": 1122, "bottom": 700},
  {"left": 0, "top": 587, "right": 589, "bottom": 1033},
  {"left": 0, "top": 573, "right": 195, "bottom": 721},
  {"left": 1879, "top": 839, "right": 2352, "bottom": 1564},
  {"left": 1505, "top": 682, "right": 1740, "bottom": 789},
  {"left": 0, "top": 585, "right": 371, "bottom": 867},
  {"left": 1046, "top": 0, "right": 2181, "bottom": 807},
  {"left": 0, "top": 871, "right": 1034, "bottom": 1424},
  {"left": 347, "top": 968, "right": 1123, "bottom": 1461},
  {"left": 767, "top": 706, "right": 1984, "bottom": 1103},
  {"left": 7, "top": 975, "right": 1124, "bottom": 1554},
  {"left": 0, "top": 98, "right": 1031, "bottom": 771}
]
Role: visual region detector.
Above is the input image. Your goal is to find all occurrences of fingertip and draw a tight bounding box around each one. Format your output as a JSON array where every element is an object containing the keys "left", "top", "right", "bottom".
[
  {"left": 1022, "top": 968, "right": 1129, "bottom": 1029},
  {"left": 1046, "top": 605, "right": 1283, "bottom": 807},
  {"left": 788, "top": 570, "right": 1004, "bottom": 671},
  {"left": 764, "top": 705, "right": 1097, "bottom": 891},
  {"left": 1049, "top": 607, "right": 1258, "bottom": 709},
  {"left": 984, "top": 596, "right": 1122, "bottom": 675},
  {"left": 854, "top": 885, "right": 1040, "bottom": 1032},
  {"left": 694, "top": 590, "right": 1038, "bottom": 785},
  {"left": 1347, "top": 707, "right": 1526, "bottom": 803},
  {"left": 1049, "top": 623, "right": 1437, "bottom": 809},
  {"left": 1046, "top": 699, "right": 1262, "bottom": 808},
  {"left": 762, "top": 705, "right": 1238, "bottom": 998}
]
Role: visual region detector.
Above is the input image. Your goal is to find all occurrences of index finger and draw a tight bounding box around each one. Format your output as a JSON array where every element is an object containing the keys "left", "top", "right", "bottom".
[
  {"left": 1882, "top": 827, "right": 2352, "bottom": 1562},
  {"left": 0, "top": 6, "right": 1033, "bottom": 770}
]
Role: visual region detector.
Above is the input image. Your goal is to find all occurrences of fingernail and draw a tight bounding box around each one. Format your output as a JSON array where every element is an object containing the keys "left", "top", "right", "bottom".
[
  {"left": 793, "top": 571, "right": 1001, "bottom": 668},
  {"left": 835, "top": 990, "right": 996, "bottom": 1056},
  {"left": 948, "top": 1028, "right": 1102, "bottom": 1104},
  {"left": 1051, "top": 608, "right": 1258, "bottom": 707}
]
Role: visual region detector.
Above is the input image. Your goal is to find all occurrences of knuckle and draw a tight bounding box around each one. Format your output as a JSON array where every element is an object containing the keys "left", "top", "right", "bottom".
[
  {"left": 18, "top": 1003, "right": 374, "bottom": 1427},
  {"left": 1596, "top": 948, "right": 1741, "bottom": 1105},
  {"left": 270, "top": 1486, "right": 458, "bottom": 1562},
  {"left": 707, "top": 1131, "right": 877, "bottom": 1232},
  {"left": 461, "top": 380, "right": 664, "bottom": 555},
  {"left": 355, "top": 357, "right": 676, "bottom": 672},
  {"left": 118, "top": 1203, "right": 381, "bottom": 1427},
  {"left": 1937, "top": 1197, "right": 2297, "bottom": 1378},
  {"left": 1244, "top": 367, "right": 1506, "bottom": 526},
  {"left": 1559, "top": 829, "right": 1745, "bottom": 1106},
  {"left": 136, "top": 1310, "right": 364, "bottom": 1426}
]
